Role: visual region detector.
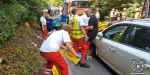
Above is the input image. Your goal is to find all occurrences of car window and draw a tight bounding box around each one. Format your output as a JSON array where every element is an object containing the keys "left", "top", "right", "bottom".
[
  {"left": 126, "top": 26, "right": 150, "bottom": 52},
  {"left": 103, "top": 25, "right": 128, "bottom": 42}
]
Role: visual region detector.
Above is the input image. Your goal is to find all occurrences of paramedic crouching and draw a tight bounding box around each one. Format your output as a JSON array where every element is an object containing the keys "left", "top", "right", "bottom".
[{"left": 40, "top": 25, "right": 82, "bottom": 75}]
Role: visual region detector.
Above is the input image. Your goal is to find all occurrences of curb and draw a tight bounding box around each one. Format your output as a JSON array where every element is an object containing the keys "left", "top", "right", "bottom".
[{"left": 63, "top": 55, "right": 74, "bottom": 75}]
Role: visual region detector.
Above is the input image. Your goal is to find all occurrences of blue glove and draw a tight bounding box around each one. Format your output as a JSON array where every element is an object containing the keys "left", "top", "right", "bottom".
[
  {"left": 84, "top": 37, "right": 88, "bottom": 42},
  {"left": 42, "top": 28, "right": 44, "bottom": 32},
  {"left": 76, "top": 54, "right": 82, "bottom": 59}
]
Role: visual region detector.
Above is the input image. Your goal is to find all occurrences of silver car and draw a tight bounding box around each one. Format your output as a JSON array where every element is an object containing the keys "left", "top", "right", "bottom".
[{"left": 91, "top": 19, "right": 150, "bottom": 75}]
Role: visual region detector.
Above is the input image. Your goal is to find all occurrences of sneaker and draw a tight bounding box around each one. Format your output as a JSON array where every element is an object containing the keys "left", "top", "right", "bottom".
[{"left": 80, "top": 63, "right": 90, "bottom": 68}]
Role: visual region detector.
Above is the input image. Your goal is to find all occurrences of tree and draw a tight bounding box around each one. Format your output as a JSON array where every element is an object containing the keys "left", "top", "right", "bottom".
[
  {"left": 90, "top": 0, "right": 144, "bottom": 20},
  {"left": 47, "top": 0, "right": 63, "bottom": 7},
  {"left": 0, "top": 0, "right": 49, "bottom": 43}
]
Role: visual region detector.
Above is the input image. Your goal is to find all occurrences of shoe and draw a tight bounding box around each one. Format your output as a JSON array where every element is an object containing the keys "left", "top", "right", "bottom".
[{"left": 80, "top": 63, "right": 90, "bottom": 68}]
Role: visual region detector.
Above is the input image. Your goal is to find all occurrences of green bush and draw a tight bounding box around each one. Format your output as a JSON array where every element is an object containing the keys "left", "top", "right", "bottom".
[
  {"left": 90, "top": 0, "right": 143, "bottom": 21},
  {"left": 0, "top": 0, "right": 48, "bottom": 43},
  {"left": 0, "top": 4, "right": 23, "bottom": 43},
  {"left": 17, "top": 0, "right": 49, "bottom": 24}
]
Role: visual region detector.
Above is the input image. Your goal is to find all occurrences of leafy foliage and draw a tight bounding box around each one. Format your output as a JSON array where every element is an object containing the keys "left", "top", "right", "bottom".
[
  {"left": 0, "top": 0, "right": 48, "bottom": 43},
  {"left": 47, "top": 0, "right": 63, "bottom": 7},
  {"left": 90, "top": 0, "right": 144, "bottom": 20}
]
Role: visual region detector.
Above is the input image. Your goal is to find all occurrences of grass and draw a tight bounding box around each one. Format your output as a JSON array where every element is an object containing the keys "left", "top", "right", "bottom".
[{"left": 0, "top": 25, "right": 46, "bottom": 75}]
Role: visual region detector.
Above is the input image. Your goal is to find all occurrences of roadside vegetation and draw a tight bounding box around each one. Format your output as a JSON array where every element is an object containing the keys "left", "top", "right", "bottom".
[
  {"left": 0, "top": 25, "right": 45, "bottom": 75},
  {"left": 0, "top": 0, "right": 48, "bottom": 43},
  {"left": 90, "top": 0, "right": 143, "bottom": 20},
  {"left": 0, "top": 0, "right": 48, "bottom": 74},
  {"left": 0, "top": 0, "right": 145, "bottom": 74}
]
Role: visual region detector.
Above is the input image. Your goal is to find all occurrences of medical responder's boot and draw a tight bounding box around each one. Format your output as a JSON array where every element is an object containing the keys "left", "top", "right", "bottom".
[{"left": 79, "top": 59, "right": 90, "bottom": 68}]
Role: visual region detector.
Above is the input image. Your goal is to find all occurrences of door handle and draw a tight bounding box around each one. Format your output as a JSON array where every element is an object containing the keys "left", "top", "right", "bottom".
[
  {"left": 109, "top": 47, "right": 115, "bottom": 52},
  {"left": 144, "top": 64, "right": 150, "bottom": 68}
]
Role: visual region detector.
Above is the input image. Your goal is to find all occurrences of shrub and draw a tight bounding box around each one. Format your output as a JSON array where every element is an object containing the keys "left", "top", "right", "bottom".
[
  {"left": 0, "top": 0, "right": 48, "bottom": 43},
  {"left": 0, "top": 3, "right": 25, "bottom": 43}
]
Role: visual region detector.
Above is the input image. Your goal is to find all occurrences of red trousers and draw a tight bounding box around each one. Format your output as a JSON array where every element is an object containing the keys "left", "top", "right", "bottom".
[
  {"left": 68, "top": 30, "right": 73, "bottom": 41},
  {"left": 41, "top": 52, "right": 68, "bottom": 75},
  {"left": 72, "top": 38, "right": 88, "bottom": 61},
  {"left": 86, "top": 41, "right": 91, "bottom": 52},
  {"left": 42, "top": 25, "right": 47, "bottom": 40}
]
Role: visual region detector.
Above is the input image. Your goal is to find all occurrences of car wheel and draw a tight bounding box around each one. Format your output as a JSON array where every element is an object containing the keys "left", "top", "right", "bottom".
[{"left": 89, "top": 42, "right": 96, "bottom": 57}]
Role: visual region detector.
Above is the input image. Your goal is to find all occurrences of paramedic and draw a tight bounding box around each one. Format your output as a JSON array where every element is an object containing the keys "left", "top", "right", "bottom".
[
  {"left": 70, "top": 8, "right": 90, "bottom": 68},
  {"left": 40, "top": 25, "right": 82, "bottom": 75},
  {"left": 40, "top": 12, "right": 47, "bottom": 41},
  {"left": 85, "top": 8, "right": 98, "bottom": 51}
]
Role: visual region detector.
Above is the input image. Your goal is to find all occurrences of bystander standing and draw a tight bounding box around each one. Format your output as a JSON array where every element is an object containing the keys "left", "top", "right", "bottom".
[
  {"left": 40, "top": 12, "right": 47, "bottom": 41},
  {"left": 114, "top": 9, "right": 120, "bottom": 21},
  {"left": 95, "top": 8, "right": 100, "bottom": 22},
  {"left": 60, "top": 12, "right": 69, "bottom": 24},
  {"left": 110, "top": 8, "right": 115, "bottom": 22},
  {"left": 85, "top": 8, "right": 98, "bottom": 54},
  {"left": 122, "top": 8, "right": 128, "bottom": 20}
]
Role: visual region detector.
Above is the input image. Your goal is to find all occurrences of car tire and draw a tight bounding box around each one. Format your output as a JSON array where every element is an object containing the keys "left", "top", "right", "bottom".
[{"left": 89, "top": 42, "right": 96, "bottom": 57}]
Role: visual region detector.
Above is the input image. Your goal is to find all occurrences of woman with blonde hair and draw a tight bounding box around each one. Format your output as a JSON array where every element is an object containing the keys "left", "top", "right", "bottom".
[
  {"left": 135, "top": 8, "right": 140, "bottom": 19},
  {"left": 122, "top": 8, "right": 128, "bottom": 20}
]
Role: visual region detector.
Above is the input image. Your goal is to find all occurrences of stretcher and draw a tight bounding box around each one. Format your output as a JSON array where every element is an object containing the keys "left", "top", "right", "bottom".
[
  {"left": 60, "top": 49, "right": 80, "bottom": 65},
  {"left": 59, "top": 49, "right": 65, "bottom": 54},
  {"left": 52, "top": 49, "right": 80, "bottom": 75},
  {"left": 52, "top": 65, "right": 61, "bottom": 75},
  {"left": 65, "top": 51, "right": 80, "bottom": 65}
]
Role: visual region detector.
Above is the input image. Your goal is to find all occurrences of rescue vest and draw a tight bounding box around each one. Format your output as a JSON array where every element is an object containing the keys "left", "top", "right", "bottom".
[
  {"left": 113, "top": 32, "right": 122, "bottom": 42},
  {"left": 69, "top": 16, "right": 84, "bottom": 39}
]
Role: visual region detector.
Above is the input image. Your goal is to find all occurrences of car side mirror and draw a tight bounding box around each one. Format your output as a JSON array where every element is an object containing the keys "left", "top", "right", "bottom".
[
  {"left": 98, "top": 32, "right": 103, "bottom": 37},
  {"left": 96, "top": 32, "right": 103, "bottom": 40}
]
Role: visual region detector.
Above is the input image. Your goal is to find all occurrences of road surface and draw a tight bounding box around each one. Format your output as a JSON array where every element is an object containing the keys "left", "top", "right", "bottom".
[{"left": 66, "top": 56, "right": 118, "bottom": 75}]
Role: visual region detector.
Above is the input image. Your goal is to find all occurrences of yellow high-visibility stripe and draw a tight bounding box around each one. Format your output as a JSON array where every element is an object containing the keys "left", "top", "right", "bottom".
[{"left": 69, "top": 16, "right": 84, "bottom": 39}]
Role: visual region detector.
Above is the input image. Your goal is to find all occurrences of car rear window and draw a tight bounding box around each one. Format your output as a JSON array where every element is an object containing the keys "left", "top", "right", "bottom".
[{"left": 126, "top": 26, "right": 150, "bottom": 52}]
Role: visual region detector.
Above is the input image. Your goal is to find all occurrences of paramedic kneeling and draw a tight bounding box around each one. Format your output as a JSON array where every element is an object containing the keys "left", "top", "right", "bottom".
[{"left": 40, "top": 25, "right": 82, "bottom": 75}]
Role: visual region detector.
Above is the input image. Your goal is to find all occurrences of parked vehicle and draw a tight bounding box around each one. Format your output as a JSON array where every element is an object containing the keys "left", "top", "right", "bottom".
[
  {"left": 91, "top": 19, "right": 150, "bottom": 75},
  {"left": 74, "top": 0, "right": 90, "bottom": 16},
  {"left": 62, "top": 0, "right": 90, "bottom": 16}
]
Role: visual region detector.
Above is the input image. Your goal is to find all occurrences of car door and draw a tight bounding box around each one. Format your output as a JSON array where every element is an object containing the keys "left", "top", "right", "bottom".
[
  {"left": 95, "top": 24, "right": 129, "bottom": 71},
  {"left": 115, "top": 25, "right": 150, "bottom": 75}
]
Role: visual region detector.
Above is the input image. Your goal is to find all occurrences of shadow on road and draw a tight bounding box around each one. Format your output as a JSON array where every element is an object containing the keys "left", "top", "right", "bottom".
[{"left": 94, "top": 56, "right": 119, "bottom": 75}]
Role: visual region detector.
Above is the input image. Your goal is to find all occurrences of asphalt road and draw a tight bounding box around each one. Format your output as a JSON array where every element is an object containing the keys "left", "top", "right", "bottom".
[{"left": 66, "top": 56, "right": 118, "bottom": 75}]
